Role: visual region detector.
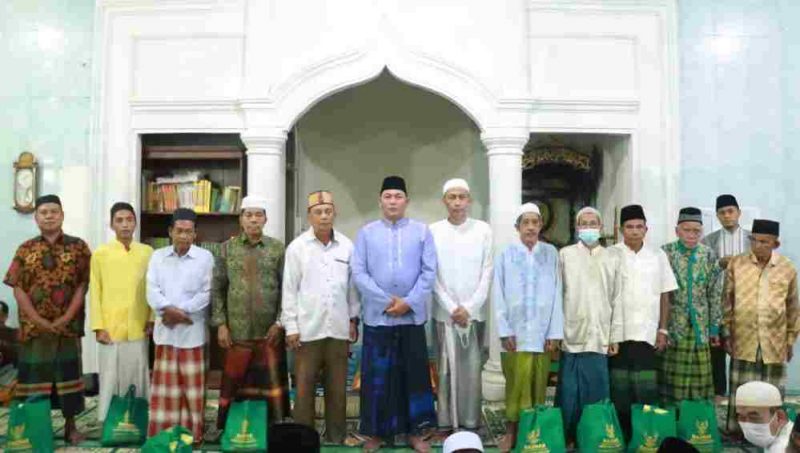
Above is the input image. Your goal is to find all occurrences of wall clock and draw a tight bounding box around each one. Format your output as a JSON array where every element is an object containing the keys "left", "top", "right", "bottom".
[{"left": 12, "top": 152, "right": 37, "bottom": 214}]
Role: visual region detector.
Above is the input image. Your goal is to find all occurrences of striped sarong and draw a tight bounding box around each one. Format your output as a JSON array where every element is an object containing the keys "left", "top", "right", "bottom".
[
  {"left": 218, "top": 338, "right": 290, "bottom": 428},
  {"left": 16, "top": 334, "right": 84, "bottom": 417},
  {"left": 609, "top": 341, "right": 658, "bottom": 439},
  {"left": 501, "top": 351, "right": 551, "bottom": 422},
  {"left": 725, "top": 347, "right": 786, "bottom": 433},
  {"left": 657, "top": 334, "right": 713, "bottom": 408},
  {"left": 359, "top": 324, "right": 436, "bottom": 437}
]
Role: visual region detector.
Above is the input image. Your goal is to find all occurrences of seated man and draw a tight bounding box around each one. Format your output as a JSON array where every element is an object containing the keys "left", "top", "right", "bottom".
[{"left": 735, "top": 381, "right": 793, "bottom": 452}]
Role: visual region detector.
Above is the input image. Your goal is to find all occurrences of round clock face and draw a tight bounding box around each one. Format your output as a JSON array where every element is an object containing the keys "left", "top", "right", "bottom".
[{"left": 15, "top": 169, "right": 34, "bottom": 206}]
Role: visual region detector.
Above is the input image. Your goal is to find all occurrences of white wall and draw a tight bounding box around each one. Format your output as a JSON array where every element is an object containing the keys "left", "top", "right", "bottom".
[{"left": 292, "top": 74, "right": 487, "bottom": 240}]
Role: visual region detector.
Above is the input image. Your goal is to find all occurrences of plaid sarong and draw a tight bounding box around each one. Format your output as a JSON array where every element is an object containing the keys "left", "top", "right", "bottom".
[
  {"left": 217, "top": 338, "right": 289, "bottom": 428},
  {"left": 609, "top": 341, "right": 658, "bottom": 438},
  {"left": 725, "top": 347, "right": 786, "bottom": 432},
  {"left": 657, "top": 334, "right": 713, "bottom": 407},
  {"left": 16, "top": 334, "right": 84, "bottom": 417},
  {"left": 360, "top": 324, "right": 436, "bottom": 437},
  {"left": 148, "top": 345, "right": 205, "bottom": 440},
  {"left": 555, "top": 351, "right": 609, "bottom": 441}
]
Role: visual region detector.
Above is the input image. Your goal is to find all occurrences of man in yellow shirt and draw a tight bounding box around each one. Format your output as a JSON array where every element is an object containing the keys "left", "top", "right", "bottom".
[{"left": 90, "top": 202, "right": 154, "bottom": 422}]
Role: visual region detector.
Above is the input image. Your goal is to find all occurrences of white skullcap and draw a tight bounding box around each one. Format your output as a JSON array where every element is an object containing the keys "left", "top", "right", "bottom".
[
  {"left": 442, "top": 178, "right": 470, "bottom": 195},
  {"left": 443, "top": 431, "right": 484, "bottom": 453},
  {"left": 240, "top": 195, "right": 267, "bottom": 212},
  {"left": 515, "top": 202, "right": 541, "bottom": 220},
  {"left": 736, "top": 381, "right": 782, "bottom": 407}
]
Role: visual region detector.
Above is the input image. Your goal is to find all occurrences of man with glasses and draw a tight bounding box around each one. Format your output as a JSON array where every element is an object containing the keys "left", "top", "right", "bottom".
[
  {"left": 608, "top": 205, "right": 678, "bottom": 438},
  {"left": 723, "top": 220, "right": 799, "bottom": 435},
  {"left": 659, "top": 207, "right": 723, "bottom": 407}
]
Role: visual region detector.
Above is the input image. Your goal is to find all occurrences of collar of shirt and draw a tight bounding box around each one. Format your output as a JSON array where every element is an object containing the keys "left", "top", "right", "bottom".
[
  {"left": 722, "top": 226, "right": 741, "bottom": 237},
  {"left": 445, "top": 217, "right": 472, "bottom": 231},
  {"left": 514, "top": 240, "right": 540, "bottom": 255},
  {"left": 302, "top": 227, "right": 339, "bottom": 247},
  {"left": 380, "top": 217, "right": 409, "bottom": 228},
  {"left": 167, "top": 244, "right": 201, "bottom": 259},
  {"left": 238, "top": 233, "right": 266, "bottom": 248},
  {"left": 35, "top": 231, "right": 65, "bottom": 245},
  {"left": 621, "top": 241, "right": 649, "bottom": 256},
  {"left": 577, "top": 240, "right": 604, "bottom": 255},
  {"left": 748, "top": 250, "right": 779, "bottom": 267}
]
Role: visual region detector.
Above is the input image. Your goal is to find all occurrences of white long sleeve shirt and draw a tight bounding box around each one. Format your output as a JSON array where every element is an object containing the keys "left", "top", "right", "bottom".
[
  {"left": 560, "top": 242, "right": 622, "bottom": 354},
  {"left": 280, "top": 229, "right": 360, "bottom": 342},
  {"left": 429, "top": 218, "right": 493, "bottom": 323},
  {"left": 146, "top": 245, "right": 213, "bottom": 349}
]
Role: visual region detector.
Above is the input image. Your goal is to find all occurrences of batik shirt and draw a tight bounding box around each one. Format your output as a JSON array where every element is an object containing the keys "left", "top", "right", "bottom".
[
  {"left": 3, "top": 233, "right": 91, "bottom": 341},
  {"left": 662, "top": 241, "right": 723, "bottom": 345},
  {"left": 211, "top": 233, "right": 285, "bottom": 341}
]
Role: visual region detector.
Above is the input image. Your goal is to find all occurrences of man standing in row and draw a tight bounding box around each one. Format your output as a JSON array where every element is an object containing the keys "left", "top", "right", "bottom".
[
  {"left": 282, "top": 190, "right": 360, "bottom": 444},
  {"left": 494, "top": 203, "right": 563, "bottom": 452},
  {"left": 703, "top": 194, "right": 750, "bottom": 401},
  {"left": 659, "top": 207, "right": 722, "bottom": 407},
  {"left": 147, "top": 208, "right": 213, "bottom": 443},
  {"left": 4, "top": 194, "right": 91, "bottom": 444},
  {"left": 352, "top": 176, "right": 437, "bottom": 452},
  {"left": 724, "top": 219, "right": 799, "bottom": 434},
  {"left": 211, "top": 196, "right": 290, "bottom": 429},
  {"left": 430, "top": 178, "right": 493, "bottom": 434},
  {"left": 557, "top": 207, "right": 621, "bottom": 444},
  {"left": 90, "top": 202, "right": 153, "bottom": 423},
  {"left": 609, "top": 205, "right": 677, "bottom": 437}
]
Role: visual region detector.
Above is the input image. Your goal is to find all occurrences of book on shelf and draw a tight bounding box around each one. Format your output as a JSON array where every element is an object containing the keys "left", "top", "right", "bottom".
[{"left": 143, "top": 177, "right": 240, "bottom": 214}]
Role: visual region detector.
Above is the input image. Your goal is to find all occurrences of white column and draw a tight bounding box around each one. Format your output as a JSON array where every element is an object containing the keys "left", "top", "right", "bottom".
[
  {"left": 241, "top": 131, "right": 288, "bottom": 241},
  {"left": 480, "top": 131, "right": 527, "bottom": 402}
]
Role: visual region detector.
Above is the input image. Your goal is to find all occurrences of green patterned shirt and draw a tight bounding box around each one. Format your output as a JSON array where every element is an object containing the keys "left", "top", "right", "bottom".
[
  {"left": 211, "top": 233, "right": 285, "bottom": 341},
  {"left": 662, "top": 241, "right": 723, "bottom": 345}
]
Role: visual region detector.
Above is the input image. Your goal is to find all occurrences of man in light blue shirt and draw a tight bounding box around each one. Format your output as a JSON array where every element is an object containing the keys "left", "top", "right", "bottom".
[
  {"left": 146, "top": 208, "right": 213, "bottom": 444},
  {"left": 352, "top": 175, "right": 437, "bottom": 452},
  {"left": 494, "top": 202, "right": 563, "bottom": 452}
]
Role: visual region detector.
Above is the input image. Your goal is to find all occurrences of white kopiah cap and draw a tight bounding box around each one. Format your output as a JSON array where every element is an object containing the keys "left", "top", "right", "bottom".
[
  {"left": 240, "top": 195, "right": 268, "bottom": 212},
  {"left": 736, "top": 381, "right": 782, "bottom": 407},
  {"left": 515, "top": 202, "right": 541, "bottom": 220},
  {"left": 443, "top": 431, "right": 484, "bottom": 453},
  {"left": 442, "top": 178, "right": 470, "bottom": 195}
]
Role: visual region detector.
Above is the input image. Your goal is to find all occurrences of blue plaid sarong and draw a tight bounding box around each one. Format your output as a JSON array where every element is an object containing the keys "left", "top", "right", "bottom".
[{"left": 359, "top": 324, "right": 436, "bottom": 437}]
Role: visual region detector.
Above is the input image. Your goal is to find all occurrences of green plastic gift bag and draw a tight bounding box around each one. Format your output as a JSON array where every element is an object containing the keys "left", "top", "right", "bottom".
[
  {"left": 577, "top": 399, "right": 626, "bottom": 453},
  {"left": 513, "top": 405, "right": 566, "bottom": 453},
  {"left": 627, "top": 404, "right": 677, "bottom": 453},
  {"left": 677, "top": 400, "right": 722, "bottom": 453},
  {"left": 101, "top": 384, "right": 149, "bottom": 446},
  {"left": 5, "top": 396, "right": 54, "bottom": 453},
  {"left": 141, "top": 425, "right": 194, "bottom": 453},
  {"left": 221, "top": 400, "right": 268, "bottom": 452}
]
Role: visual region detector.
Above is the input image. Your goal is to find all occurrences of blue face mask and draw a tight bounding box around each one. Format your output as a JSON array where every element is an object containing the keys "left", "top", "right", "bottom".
[{"left": 578, "top": 228, "right": 601, "bottom": 245}]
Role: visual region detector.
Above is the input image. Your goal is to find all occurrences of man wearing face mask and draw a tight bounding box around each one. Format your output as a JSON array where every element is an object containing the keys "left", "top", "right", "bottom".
[
  {"left": 556, "top": 206, "right": 622, "bottom": 444},
  {"left": 723, "top": 220, "right": 799, "bottom": 436},
  {"left": 429, "top": 178, "right": 493, "bottom": 435},
  {"left": 734, "top": 381, "right": 792, "bottom": 452},
  {"left": 659, "top": 207, "right": 723, "bottom": 407}
]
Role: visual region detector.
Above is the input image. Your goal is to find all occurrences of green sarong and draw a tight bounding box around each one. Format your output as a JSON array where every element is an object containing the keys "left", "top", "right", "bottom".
[{"left": 502, "top": 352, "right": 550, "bottom": 422}]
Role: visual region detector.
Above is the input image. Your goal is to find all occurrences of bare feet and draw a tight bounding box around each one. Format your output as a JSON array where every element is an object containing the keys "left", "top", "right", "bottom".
[
  {"left": 362, "top": 436, "right": 384, "bottom": 452},
  {"left": 64, "top": 418, "right": 85, "bottom": 445},
  {"left": 408, "top": 434, "right": 431, "bottom": 453},
  {"left": 498, "top": 421, "right": 518, "bottom": 453}
]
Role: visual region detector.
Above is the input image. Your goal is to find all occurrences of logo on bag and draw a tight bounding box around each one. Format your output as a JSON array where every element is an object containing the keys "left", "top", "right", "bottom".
[
  {"left": 231, "top": 417, "right": 257, "bottom": 448},
  {"left": 635, "top": 433, "right": 660, "bottom": 453},
  {"left": 6, "top": 424, "right": 33, "bottom": 451},
  {"left": 522, "top": 428, "right": 550, "bottom": 452},
  {"left": 598, "top": 423, "right": 622, "bottom": 450},
  {"left": 111, "top": 410, "right": 141, "bottom": 441},
  {"left": 689, "top": 420, "right": 713, "bottom": 446}
]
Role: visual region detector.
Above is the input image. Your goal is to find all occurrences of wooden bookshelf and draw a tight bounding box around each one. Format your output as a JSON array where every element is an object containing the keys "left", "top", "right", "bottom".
[{"left": 139, "top": 133, "right": 246, "bottom": 374}]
